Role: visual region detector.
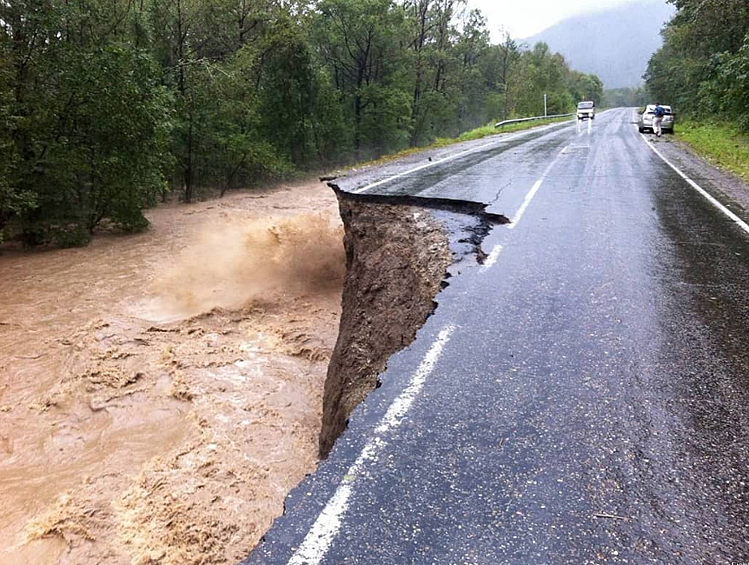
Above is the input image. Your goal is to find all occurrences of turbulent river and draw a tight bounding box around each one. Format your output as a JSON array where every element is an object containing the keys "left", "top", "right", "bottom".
[{"left": 0, "top": 184, "right": 343, "bottom": 565}]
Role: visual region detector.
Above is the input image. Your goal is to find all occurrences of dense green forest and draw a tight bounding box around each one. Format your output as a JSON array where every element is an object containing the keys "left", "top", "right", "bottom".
[
  {"left": 645, "top": 0, "right": 749, "bottom": 127},
  {"left": 0, "top": 0, "right": 602, "bottom": 245}
]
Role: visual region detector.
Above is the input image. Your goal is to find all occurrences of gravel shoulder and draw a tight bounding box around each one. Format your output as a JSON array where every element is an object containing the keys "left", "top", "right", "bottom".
[{"left": 651, "top": 135, "right": 749, "bottom": 223}]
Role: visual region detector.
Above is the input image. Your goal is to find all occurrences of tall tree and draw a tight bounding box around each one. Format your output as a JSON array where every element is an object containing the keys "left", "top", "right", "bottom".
[
  {"left": 0, "top": 0, "right": 172, "bottom": 245},
  {"left": 315, "top": 0, "right": 410, "bottom": 158}
]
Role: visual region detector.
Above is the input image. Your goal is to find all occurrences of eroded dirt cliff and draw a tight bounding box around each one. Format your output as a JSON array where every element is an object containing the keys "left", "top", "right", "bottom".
[
  {"left": 318, "top": 192, "right": 453, "bottom": 457},
  {"left": 319, "top": 189, "right": 506, "bottom": 458}
]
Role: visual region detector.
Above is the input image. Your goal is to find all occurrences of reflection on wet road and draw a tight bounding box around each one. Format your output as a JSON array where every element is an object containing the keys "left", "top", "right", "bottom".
[{"left": 247, "top": 108, "right": 749, "bottom": 564}]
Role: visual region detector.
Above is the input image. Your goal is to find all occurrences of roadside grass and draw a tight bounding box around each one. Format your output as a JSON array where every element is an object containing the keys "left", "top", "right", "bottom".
[
  {"left": 362, "top": 116, "right": 572, "bottom": 169},
  {"left": 676, "top": 120, "right": 749, "bottom": 181}
]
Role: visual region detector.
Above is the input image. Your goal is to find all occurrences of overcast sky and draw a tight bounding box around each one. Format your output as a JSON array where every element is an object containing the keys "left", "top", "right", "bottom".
[{"left": 468, "top": 0, "right": 646, "bottom": 39}]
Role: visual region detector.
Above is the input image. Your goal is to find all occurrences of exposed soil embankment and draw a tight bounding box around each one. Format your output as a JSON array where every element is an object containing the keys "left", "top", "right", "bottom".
[{"left": 319, "top": 188, "right": 506, "bottom": 457}]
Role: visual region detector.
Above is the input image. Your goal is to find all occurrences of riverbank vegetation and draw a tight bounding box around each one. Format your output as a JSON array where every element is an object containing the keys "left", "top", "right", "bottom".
[{"left": 0, "top": 0, "right": 602, "bottom": 246}]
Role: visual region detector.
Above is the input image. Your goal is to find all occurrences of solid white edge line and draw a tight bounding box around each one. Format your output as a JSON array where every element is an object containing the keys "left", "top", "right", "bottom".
[
  {"left": 639, "top": 133, "right": 749, "bottom": 236},
  {"left": 286, "top": 325, "right": 456, "bottom": 565}
]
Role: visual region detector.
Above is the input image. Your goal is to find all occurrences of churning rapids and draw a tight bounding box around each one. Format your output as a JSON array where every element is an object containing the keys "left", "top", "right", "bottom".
[{"left": 0, "top": 183, "right": 345, "bottom": 565}]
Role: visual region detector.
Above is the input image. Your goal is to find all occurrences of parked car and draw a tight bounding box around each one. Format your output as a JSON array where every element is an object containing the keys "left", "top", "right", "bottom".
[
  {"left": 577, "top": 101, "right": 595, "bottom": 120},
  {"left": 638, "top": 104, "right": 675, "bottom": 133}
]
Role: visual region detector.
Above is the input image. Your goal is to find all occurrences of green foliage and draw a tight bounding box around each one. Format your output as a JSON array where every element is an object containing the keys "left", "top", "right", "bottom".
[
  {"left": 0, "top": 0, "right": 605, "bottom": 246},
  {"left": 1, "top": 0, "right": 172, "bottom": 245},
  {"left": 314, "top": 0, "right": 411, "bottom": 158},
  {"left": 646, "top": 0, "right": 749, "bottom": 131},
  {"left": 0, "top": 52, "right": 19, "bottom": 242},
  {"left": 23, "top": 44, "right": 170, "bottom": 243},
  {"left": 676, "top": 120, "right": 749, "bottom": 181},
  {"left": 699, "top": 34, "right": 749, "bottom": 131},
  {"left": 504, "top": 42, "right": 601, "bottom": 119},
  {"left": 568, "top": 73, "right": 603, "bottom": 106},
  {"left": 602, "top": 87, "right": 648, "bottom": 108}
]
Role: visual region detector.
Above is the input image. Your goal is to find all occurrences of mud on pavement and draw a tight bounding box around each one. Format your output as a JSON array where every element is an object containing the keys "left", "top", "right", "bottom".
[{"left": 0, "top": 180, "right": 499, "bottom": 565}]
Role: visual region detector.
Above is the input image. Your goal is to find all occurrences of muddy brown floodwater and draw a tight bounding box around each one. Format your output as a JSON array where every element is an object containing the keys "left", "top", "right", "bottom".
[{"left": 0, "top": 183, "right": 345, "bottom": 565}]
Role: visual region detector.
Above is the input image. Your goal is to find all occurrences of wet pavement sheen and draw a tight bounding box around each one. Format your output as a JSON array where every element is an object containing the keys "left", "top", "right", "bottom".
[{"left": 244, "top": 109, "right": 749, "bottom": 564}]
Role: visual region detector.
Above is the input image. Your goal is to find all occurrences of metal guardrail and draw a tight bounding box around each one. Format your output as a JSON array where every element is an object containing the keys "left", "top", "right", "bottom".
[{"left": 494, "top": 113, "right": 574, "bottom": 128}]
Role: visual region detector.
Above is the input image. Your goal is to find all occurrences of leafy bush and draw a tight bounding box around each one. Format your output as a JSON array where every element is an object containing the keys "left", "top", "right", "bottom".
[{"left": 705, "top": 34, "right": 749, "bottom": 130}]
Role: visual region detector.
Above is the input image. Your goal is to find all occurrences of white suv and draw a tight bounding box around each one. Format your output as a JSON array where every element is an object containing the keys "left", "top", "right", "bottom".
[
  {"left": 638, "top": 105, "right": 675, "bottom": 133},
  {"left": 577, "top": 101, "right": 595, "bottom": 120}
]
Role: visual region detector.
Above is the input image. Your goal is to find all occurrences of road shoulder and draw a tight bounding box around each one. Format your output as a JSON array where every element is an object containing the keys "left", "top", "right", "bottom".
[{"left": 649, "top": 135, "right": 749, "bottom": 223}]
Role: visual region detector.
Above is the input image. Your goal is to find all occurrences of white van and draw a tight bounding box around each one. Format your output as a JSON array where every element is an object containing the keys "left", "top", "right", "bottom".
[{"left": 577, "top": 101, "right": 595, "bottom": 120}]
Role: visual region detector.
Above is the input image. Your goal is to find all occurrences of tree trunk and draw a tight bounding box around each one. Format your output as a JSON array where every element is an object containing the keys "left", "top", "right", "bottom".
[
  {"left": 184, "top": 114, "right": 194, "bottom": 203},
  {"left": 354, "top": 91, "right": 362, "bottom": 160}
]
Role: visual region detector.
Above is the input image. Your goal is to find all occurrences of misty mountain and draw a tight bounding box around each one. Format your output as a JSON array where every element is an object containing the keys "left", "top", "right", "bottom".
[{"left": 523, "top": 1, "right": 675, "bottom": 88}]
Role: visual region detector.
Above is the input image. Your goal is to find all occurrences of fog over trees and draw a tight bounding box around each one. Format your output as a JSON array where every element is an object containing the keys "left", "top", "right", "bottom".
[{"left": 524, "top": 0, "right": 674, "bottom": 89}]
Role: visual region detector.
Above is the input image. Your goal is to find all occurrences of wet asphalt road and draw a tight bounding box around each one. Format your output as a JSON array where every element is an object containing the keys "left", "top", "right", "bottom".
[{"left": 244, "top": 108, "right": 749, "bottom": 564}]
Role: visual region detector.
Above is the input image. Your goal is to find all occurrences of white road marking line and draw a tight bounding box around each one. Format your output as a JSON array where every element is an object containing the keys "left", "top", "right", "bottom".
[
  {"left": 508, "top": 178, "right": 544, "bottom": 229},
  {"left": 286, "top": 440, "right": 381, "bottom": 565},
  {"left": 507, "top": 145, "right": 569, "bottom": 230},
  {"left": 351, "top": 109, "right": 617, "bottom": 196},
  {"left": 286, "top": 325, "right": 456, "bottom": 565},
  {"left": 639, "top": 133, "right": 749, "bottom": 236},
  {"left": 481, "top": 244, "right": 504, "bottom": 272},
  {"left": 374, "top": 326, "right": 455, "bottom": 433},
  {"left": 351, "top": 122, "right": 569, "bottom": 194}
]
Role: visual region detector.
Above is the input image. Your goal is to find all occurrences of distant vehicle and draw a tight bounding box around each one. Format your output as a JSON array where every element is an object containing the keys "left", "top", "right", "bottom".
[
  {"left": 638, "top": 104, "right": 675, "bottom": 133},
  {"left": 577, "top": 101, "right": 596, "bottom": 120}
]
